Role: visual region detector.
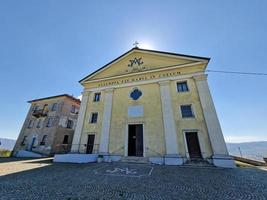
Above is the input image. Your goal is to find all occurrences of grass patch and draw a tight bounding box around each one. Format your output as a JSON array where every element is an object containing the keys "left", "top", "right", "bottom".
[{"left": 0, "top": 149, "right": 12, "bottom": 157}]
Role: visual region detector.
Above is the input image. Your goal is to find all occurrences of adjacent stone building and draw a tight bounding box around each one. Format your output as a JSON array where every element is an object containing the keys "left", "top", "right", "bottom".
[
  {"left": 13, "top": 94, "right": 80, "bottom": 156},
  {"left": 55, "top": 47, "right": 235, "bottom": 168}
]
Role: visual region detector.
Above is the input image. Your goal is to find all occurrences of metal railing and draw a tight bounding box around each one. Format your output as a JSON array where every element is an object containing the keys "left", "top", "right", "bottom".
[{"left": 32, "top": 109, "right": 48, "bottom": 118}]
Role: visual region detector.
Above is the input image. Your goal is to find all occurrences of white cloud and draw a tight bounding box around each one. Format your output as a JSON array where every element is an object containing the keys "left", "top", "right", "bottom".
[{"left": 224, "top": 135, "right": 267, "bottom": 143}]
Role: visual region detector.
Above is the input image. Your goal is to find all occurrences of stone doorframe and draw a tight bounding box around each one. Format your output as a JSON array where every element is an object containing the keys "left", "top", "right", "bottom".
[
  {"left": 182, "top": 129, "right": 206, "bottom": 160},
  {"left": 124, "top": 122, "right": 146, "bottom": 157}
]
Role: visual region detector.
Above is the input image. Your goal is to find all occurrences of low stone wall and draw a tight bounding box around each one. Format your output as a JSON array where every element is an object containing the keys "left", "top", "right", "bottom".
[
  {"left": 54, "top": 153, "right": 98, "bottom": 163},
  {"left": 15, "top": 150, "right": 44, "bottom": 158},
  {"left": 234, "top": 156, "right": 266, "bottom": 166}
]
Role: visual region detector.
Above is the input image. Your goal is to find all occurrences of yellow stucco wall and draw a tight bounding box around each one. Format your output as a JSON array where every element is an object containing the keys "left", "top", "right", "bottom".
[
  {"left": 170, "top": 78, "right": 213, "bottom": 158},
  {"left": 90, "top": 51, "right": 195, "bottom": 80},
  {"left": 79, "top": 78, "right": 213, "bottom": 158},
  {"left": 78, "top": 50, "right": 213, "bottom": 158},
  {"left": 78, "top": 92, "right": 104, "bottom": 153},
  {"left": 108, "top": 83, "right": 165, "bottom": 157}
]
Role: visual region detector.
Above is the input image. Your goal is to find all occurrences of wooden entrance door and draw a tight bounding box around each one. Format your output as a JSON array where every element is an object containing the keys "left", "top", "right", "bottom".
[
  {"left": 128, "top": 124, "right": 143, "bottom": 157},
  {"left": 185, "top": 132, "right": 202, "bottom": 159},
  {"left": 86, "top": 134, "right": 95, "bottom": 154}
]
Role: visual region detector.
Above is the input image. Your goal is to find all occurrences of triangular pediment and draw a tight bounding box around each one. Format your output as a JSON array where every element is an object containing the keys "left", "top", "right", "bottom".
[{"left": 80, "top": 48, "right": 209, "bottom": 84}]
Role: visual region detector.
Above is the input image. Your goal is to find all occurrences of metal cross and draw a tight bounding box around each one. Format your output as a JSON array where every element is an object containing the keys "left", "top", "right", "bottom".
[{"left": 133, "top": 41, "right": 139, "bottom": 48}]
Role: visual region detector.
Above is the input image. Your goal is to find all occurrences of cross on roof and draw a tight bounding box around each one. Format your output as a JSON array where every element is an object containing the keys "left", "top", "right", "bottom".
[{"left": 133, "top": 41, "right": 139, "bottom": 48}]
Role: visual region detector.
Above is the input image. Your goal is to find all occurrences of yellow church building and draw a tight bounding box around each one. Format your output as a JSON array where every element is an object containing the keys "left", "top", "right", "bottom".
[{"left": 54, "top": 47, "right": 235, "bottom": 168}]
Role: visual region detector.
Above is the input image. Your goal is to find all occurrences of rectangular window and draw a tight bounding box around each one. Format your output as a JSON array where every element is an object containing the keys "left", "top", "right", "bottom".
[
  {"left": 36, "top": 119, "right": 42, "bottom": 128},
  {"left": 66, "top": 119, "right": 73, "bottom": 129},
  {"left": 90, "top": 113, "right": 98, "bottom": 123},
  {"left": 27, "top": 120, "right": 34, "bottom": 128},
  {"left": 51, "top": 103, "right": 57, "bottom": 111},
  {"left": 21, "top": 136, "right": 27, "bottom": 146},
  {"left": 40, "top": 135, "right": 47, "bottom": 145},
  {"left": 177, "top": 82, "right": 189, "bottom": 92},
  {"left": 181, "top": 105, "right": 194, "bottom": 118},
  {"left": 43, "top": 104, "right": 48, "bottom": 111},
  {"left": 63, "top": 135, "right": 69, "bottom": 144},
  {"left": 33, "top": 105, "right": 39, "bottom": 111},
  {"left": 93, "top": 93, "right": 101, "bottom": 102},
  {"left": 46, "top": 118, "right": 53, "bottom": 127},
  {"left": 71, "top": 105, "right": 76, "bottom": 113}
]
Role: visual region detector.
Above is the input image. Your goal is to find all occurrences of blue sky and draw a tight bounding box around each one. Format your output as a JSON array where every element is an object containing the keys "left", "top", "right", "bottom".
[{"left": 0, "top": 0, "right": 267, "bottom": 142}]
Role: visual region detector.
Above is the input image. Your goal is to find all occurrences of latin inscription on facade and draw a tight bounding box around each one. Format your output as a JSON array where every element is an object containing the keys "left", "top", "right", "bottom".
[{"left": 98, "top": 71, "right": 181, "bottom": 87}]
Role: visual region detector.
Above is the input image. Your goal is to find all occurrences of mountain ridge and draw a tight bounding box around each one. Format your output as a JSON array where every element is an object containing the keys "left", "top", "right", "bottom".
[
  {"left": 0, "top": 138, "right": 16, "bottom": 151},
  {"left": 226, "top": 141, "right": 267, "bottom": 161},
  {"left": 0, "top": 138, "right": 266, "bottom": 161}
]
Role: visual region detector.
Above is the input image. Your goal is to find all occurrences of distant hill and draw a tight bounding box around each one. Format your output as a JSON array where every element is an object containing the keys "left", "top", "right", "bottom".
[
  {"left": 0, "top": 138, "right": 266, "bottom": 161},
  {"left": 0, "top": 138, "right": 16, "bottom": 151},
  {"left": 227, "top": 141, "right": 267, "bottom": 161}
]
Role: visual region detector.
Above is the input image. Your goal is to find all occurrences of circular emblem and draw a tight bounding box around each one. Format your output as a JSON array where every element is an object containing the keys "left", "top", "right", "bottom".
[{"left": 130, "top": 88, "right": 142, "bottom": 100}]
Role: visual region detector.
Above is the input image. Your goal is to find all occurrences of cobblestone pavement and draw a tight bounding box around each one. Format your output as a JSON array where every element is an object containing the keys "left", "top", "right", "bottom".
[{"left": 0, "top": 158, "right": 266, "bottom": 200}]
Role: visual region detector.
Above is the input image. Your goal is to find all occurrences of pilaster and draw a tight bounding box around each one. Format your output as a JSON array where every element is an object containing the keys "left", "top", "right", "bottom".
[
  {"left": 71, "top": 91, "right": 90, "bottom": 153},
  {"left": 99, "top": 89, "right": 114, "bottom": 156},
  {"left": 159, "top": 81, "right": 183, "bottom": 165},
  {"left": 194, "top": 74, "right": 235, "bottom": 168}
]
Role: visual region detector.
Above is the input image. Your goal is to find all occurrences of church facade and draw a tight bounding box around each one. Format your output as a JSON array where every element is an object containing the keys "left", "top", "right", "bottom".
[{"left": 56, "top": 47, "right": 234, "bottom": 168}]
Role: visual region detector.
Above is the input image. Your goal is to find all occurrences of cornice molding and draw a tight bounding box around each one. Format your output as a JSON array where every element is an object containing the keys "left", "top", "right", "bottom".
[
  {"left": 85, "top": 72, "right": 205, "bottom": 92},
  {"left": 83, "top": 61, "right": 204, "bottom": 85}
]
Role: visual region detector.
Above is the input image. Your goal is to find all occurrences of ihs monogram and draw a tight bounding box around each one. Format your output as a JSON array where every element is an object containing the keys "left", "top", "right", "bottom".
[{"left": 128, "top": 57, "right": 144, "bottom": 71}]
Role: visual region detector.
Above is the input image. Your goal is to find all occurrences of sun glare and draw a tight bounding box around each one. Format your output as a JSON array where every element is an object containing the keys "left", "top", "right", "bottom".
[{"left": 138, "top": 43, "right": 154, "bottom": 50}]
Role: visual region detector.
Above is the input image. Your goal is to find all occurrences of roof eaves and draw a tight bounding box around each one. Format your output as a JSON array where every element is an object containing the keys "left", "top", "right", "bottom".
[
  {"left": 28, "top": 94, "right": 81, "bottom": 104},
  {"left": 79, "top": 48, "right": 210, "bottom": 84}
]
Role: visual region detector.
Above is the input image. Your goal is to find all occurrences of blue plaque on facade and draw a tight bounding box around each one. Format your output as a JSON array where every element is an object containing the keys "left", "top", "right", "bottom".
[{"left": 130, "top": 89, "right": 142, "bottom": 100}]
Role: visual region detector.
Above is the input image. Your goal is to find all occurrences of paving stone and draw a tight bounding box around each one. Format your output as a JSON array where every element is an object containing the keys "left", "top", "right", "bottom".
[{"left": 0, "top": 158, "right": 266, "bottom": 200}]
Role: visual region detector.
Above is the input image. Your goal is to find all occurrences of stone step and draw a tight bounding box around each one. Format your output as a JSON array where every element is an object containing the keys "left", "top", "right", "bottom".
[
  {"left": 183, "top": 159, "right": 215, "bottom": 168},
  {"left": 119, "top": 156, "right": 149, "bottom": 164}
]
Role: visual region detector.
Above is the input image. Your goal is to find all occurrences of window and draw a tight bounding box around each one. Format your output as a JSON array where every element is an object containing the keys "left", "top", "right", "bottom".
[
  {"left": 27, "top": 120, "right": 34, "bottom": 128},
  {"left": 181, "top": 105, "right": 194, "bottom": 118},
  {"left": 71, "top": 105, "right": 76, "bottom": 113},
  {"left": 36, "top": 119, "right": 42, "bottom": 128},
  {"left": 177, "top": 82, "right": 189, "bottom": 92},
  {"left": 51, "top": 103, "right": 57, "bottom": 111},
  {"left": 130, "top": 88, "right": 142, "bottom": 100},
  {"left": 21, "top": 136, "right": 27, "bottom": 146},
  {"left": 43, "top": 104, "right": 48, "bottom": 111},
  {"left": 66, "top": 119, "right": 73, "bottom": 129},
  {"left": 33, "top": 105, "right": 39, "bottom": 111},
  {"left": 40, "top": 135, "right": 47, "bottom": 145},
  {"left": 90, "top": 113, "right": 98, "bottom": 123},
  {"left": 46, "top": 118, "right": 53, "bottom": 127},
  {"left": 93, "top": 93, "right": 101, "bottom": 102},
  {"left": 63, "top": 135, "right": 69, "bottom": 144}
]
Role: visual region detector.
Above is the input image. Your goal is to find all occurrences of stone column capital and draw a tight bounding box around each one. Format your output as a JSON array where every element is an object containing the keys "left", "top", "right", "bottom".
[
  {"left": 193, "top": 74, "right": 208, "bottom": 81},
  {"left": 158, "top": 80, "right": 171, "bottom": 86},
  {"left": 81, "top": 90, "right": 90, "bottom": 96},
  {"left": 104, "top": 88, "right": 114, "bottom": 93}
]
